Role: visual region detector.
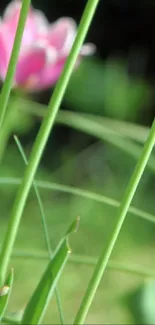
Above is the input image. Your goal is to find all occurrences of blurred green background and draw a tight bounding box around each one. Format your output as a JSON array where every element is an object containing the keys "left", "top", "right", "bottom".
[{"left": 1, "top": 0, "right": 155, "bottom": 323}]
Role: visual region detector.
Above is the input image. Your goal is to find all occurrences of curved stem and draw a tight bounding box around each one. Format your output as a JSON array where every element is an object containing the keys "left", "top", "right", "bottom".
[{"left": 74, "top": 119, "right": 155, "bottom": 324}]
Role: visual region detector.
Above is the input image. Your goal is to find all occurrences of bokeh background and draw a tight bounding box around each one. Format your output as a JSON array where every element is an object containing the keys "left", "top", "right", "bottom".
[{"left": 1, "top": 0, "right": 155, "bottom": 323}]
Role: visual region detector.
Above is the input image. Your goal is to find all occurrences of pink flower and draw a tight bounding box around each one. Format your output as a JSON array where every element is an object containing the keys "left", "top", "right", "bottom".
[{"left": 0, "top": 0, "right": 95, "bottom": 91}]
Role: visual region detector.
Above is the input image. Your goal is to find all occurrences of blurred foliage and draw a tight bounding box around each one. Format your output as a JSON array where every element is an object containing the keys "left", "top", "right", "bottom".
[
  {"left": 127, "top": 281, "right": 155, "bottom": 324},
  {"left": 65, "top": 58, "right": 152, "bottom": 120}
]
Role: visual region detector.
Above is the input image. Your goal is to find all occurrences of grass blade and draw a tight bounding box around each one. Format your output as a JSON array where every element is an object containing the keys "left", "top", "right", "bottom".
[
  {"left": 13, "top": 135, "right": 64, "bottom": 324},
  {"left": 56, "top": 110, "right": 155, "bottom": 173},
  {"left": 22, "top": 239, "right": 69, "bottom": 325},
  {"left": 0, "top": 269, "right": 13, "bottom": 321},
  {"left": 90, "top": 115, "right": 149, "bottom": 143},
  {"left": 22, "top": 218, "right": 78, "bottom": 324},
  {"left": 13, "top": 135, "right": 52, "bottom": 257},
  {"left": 17, "top": 96, "right": 150, "bottom": 145},
  {"left": 10, "top": 250, "right": 155, "bottom": 279},
  {"left": 70, "top": 255, "right": 155, "bottom": 278},
  {"left": 0, "top": 176, "right": 154, "bottom": 224},
  {"left": 15, "top": 99, "right": 155, "bottom": 173}
]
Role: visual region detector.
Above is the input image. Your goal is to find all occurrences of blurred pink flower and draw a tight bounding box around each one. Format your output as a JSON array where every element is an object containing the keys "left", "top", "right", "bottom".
[{"left": 0, "top": 0, "right": 95, "bottom": 91}]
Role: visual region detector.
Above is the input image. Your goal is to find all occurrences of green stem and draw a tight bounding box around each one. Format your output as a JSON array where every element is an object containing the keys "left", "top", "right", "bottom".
[
  {"left": 0, "top": 123, "right": 10, "bottom": 161},
  {"left": 0, "top": 0, "right": 100, "bottom": 285},
  {"left": 0, "top": 104, "right": 21, "bottom": 162},
  {"left": 0, "top": 0, "right": 31, "bottom": 128},
  {"left": 74, "top": 119, "right": 155, "bottom": 324}
]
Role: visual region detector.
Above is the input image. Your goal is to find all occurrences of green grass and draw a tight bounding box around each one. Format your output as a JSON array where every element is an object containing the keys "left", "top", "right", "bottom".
[{"left": 0, "top": 142, "right": 154, "bottom": 323}]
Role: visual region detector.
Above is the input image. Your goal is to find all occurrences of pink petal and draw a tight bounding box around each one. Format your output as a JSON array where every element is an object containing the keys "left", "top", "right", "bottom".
[
  {"left": 0, "top": 26, "right": 12, "bottom": 79},
  {"left": 3, "top": 0, "right": 21, "bottom": 37},
  {"left": 48, "top": 18, "right": 76, "bottom": 56},
  {"left": 15, "top": 47, "right": 47, "bottom": 84},
  {"left": 33, "top": 9, "right": 49, "bottom": 37},
  {"left": 26, "top": 58, "right": 66, "bottom": 91},
  {"left": 3, "top": 0, "right": 21, "bottom": 23},
  {"left": 0, "top": 33, "right": 7, "bottom": 79},
  {"left": 3, "top": 1, "right": 38, "bottom": 48}
]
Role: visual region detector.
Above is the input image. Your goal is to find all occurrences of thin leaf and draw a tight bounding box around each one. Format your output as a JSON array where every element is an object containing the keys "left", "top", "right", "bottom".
[
  {"left": 70, "top": 255, "right": 155, "bottom": 278},
  {"left": 17, "top": 96, "right": 150, "bottom": 144},
  {"left": 22, "top": 219, "right": 78, "bottom": 324},
  {"left": 0, "top": 176, "right": 154, "bottom": 224},
  {"left": 22, "top": 239, "right": 69, "bottom": 324},
  {"left": 14, "top": 96, "right": 151, "bottom": 146},
  {"left": 11, "top": 250, "right": 155, "bottom": 279},
  {"left": 18, "top": 98, "right": 155, "bottom": 171},
  {"left": 66, "top": 216, "right": 80, "bottom": 235},
  {"left": 0, "top": 269, "right": 14, "bottom": 321},
  {"left": 14, "top": 135, "right": 64, "bottom": 324},
  {"left": 56, "top": 110, "right": 155, "bottom": 173},
  {"left": 90, "top": 115, "right": 149, "bottom": 143}
]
